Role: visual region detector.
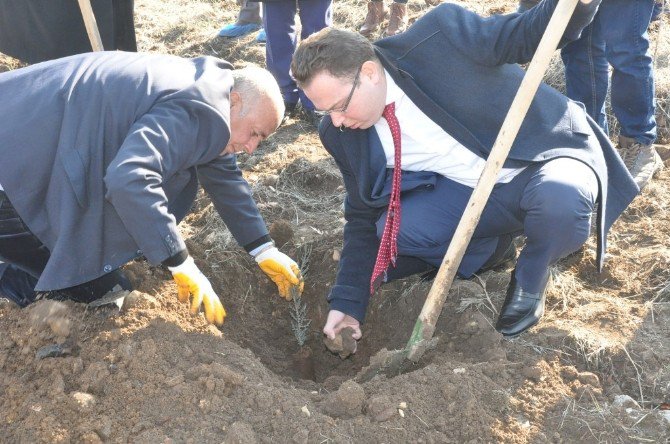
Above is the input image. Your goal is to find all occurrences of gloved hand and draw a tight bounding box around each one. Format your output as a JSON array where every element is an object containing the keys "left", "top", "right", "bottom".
[
  {"left": 168, "top": 256, "right": 226, "bottom": 326},
  {"left": 254, "top": 247, "right": 304, "bottom": 299}
]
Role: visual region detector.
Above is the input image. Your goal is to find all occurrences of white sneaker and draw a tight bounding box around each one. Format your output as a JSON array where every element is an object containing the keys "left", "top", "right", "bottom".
[{"left": 618, "top": 136, "right": 663, "bottom": 190}]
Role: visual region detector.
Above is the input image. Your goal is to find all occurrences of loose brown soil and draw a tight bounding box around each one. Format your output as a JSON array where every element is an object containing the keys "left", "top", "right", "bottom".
[{"left": 1, "top": 0, "right": 669, "bottom": 442}]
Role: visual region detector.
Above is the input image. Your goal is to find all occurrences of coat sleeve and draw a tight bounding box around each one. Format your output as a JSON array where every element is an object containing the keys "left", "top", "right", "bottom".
[
  {"left": 433, "top": 0, "right": 601, "bottom": 66},
  {"left": 320, "top": 122, "right": 382, "bottom": 323},
  {"left": 197, "top": 154, "right": 270, "bottom": 249},
  {"left": 104, "top": 96, "right": 230, "bottom": 265}
]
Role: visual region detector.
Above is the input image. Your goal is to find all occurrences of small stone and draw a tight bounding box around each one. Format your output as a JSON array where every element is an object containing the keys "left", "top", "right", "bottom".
[
  {"left": 36, "top": 343, "right": 76, "bottom": 359},
  {"left": 398, "top": 401, "right": 407, "bottom": 409},
  {"left": 301, "top": 405, "right": 311, "bottom": 417},
  {"left": 365, "top": 395, "right": 396, "bottom": 422},
  {"left": 453, "top": 367, "right": 466, "bottom": 374},
  {"left": 320, "top": 380, "right": 365, "bottom": 419},
  {"left": 199, "top": 399, "right": 211, "bottom": 412},
  {"left": 332, "top": 249, "right": 341, "bottom": 261},
  {"left": 71, "top": 392, "right": 96, "bottom": 411},
  {"left": 577, "top": 371, "right": 600, "bottom": 387},
  {"left": 612, "top": 394, "right": 640, "bottom": 410},
  {"left": 398, "top": 409, "right": 405, "bottom": 418},
  {"left": 121, "top": 291, "right": 159, "bottom": 312}
]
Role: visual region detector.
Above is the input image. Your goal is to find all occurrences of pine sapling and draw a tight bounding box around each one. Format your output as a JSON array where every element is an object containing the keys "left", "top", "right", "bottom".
[{"left": 289, "top": 286, "right": 311, "bottom": 347}]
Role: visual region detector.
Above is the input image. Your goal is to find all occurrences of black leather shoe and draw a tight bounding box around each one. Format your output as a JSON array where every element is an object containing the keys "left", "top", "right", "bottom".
[
  {"left": 0, "top": 264, "right": 38, "bottom": 307},
  {"left": 495, "top": 270, "right": 548, "bottom": 337},
  {"left": 477, "top": 234, "right": 516, "bottom": 274}
]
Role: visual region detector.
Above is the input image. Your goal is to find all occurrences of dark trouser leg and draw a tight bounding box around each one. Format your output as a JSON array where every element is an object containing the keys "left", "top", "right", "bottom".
[
  {"left": 0, "top": 191, "right": 132, "bottom": 306},
  {"left": 263, "top": 1, "right": 300, "bottom": 106},
  {"left": 296, "top": 0, "right": 332, "bottom": 110},
  {"left": 514, "top": 158, "right": 598, "bottom": 292}
]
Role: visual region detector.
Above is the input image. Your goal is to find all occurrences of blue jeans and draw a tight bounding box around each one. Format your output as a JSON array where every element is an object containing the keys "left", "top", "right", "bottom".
[
  {"left": 561, "top": 0, "right": 656, "bottom": 145},
  {"left": 263, "top": 0, "right": 332, "bottom": 110}
]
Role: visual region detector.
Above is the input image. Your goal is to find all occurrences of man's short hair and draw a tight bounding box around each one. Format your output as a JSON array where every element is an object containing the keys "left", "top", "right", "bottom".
[
  {"left": 291, "top": 28, "right": 378, "bottom": 88},
  {"left": 232, "top": 66, "right": 284, "bottom": 121}
]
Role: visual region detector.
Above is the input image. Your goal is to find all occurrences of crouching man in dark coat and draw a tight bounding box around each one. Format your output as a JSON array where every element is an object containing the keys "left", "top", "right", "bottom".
[
  {"left": 0, "top": 51, "right": 303, "bottom": 325},
  {"left": 291, "top": 0, "right": 637, "bottom": 345}
]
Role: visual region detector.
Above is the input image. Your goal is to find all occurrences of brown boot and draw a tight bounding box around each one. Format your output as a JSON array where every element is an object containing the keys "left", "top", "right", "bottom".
[
  {"left": 385, "top": 2, "right": 408, "bottom": 36},
  {"left": 360, "top": 1, "right": 387, "bottom": 37}
]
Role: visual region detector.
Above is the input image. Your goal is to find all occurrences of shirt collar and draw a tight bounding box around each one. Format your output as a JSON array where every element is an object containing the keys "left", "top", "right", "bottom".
[{"left": 383, "top": 69, "right": 405, "bottom": 107}]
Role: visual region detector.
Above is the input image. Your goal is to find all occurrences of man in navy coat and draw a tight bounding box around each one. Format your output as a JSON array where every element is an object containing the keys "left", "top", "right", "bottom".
[
  {"left": 291, "top": 0, "right": 638, "bottom": 344},
  {"left": 0, "top": 52, "right": 303, "bottom": 326}
]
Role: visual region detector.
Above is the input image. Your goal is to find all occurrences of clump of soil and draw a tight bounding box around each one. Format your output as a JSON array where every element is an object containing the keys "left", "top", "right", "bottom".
[{"left": 269, "top": 219, "right": 295, "bottom": 248}]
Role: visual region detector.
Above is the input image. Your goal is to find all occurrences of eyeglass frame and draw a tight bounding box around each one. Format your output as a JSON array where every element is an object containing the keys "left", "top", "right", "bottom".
[{"left": 314, "top": 65, "right": 362, "bottom": 117}]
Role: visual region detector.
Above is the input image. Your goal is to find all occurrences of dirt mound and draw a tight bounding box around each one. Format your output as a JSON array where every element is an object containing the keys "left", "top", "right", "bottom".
[{"left": 2, "top": 0, "right": 670, "bottom": 442}]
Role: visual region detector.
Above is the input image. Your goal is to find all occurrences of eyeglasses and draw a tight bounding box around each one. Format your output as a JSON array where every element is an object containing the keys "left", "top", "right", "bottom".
[{"left": 314, "top": 66, "right": 362, "bottom": 117}]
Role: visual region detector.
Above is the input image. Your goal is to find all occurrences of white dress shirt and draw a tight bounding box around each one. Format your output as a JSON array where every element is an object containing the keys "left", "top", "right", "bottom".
[{"left": 374, "top": 71, "right": 525, "bottom": 188}]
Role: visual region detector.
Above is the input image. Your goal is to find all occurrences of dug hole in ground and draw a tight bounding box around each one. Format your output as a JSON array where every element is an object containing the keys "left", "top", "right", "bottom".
[{"left": 1, "top": 0, "right": 669, "bottom": 442}]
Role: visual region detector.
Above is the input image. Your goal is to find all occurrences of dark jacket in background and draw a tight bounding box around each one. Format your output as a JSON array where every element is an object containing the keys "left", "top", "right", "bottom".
[{"left": 0, "top": 0, "right": 136, "bottom": 64}]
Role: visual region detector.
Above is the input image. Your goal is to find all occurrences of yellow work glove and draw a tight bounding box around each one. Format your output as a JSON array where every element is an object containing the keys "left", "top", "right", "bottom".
[
  {"left": 168, "top": 256, "right": 226, "bottom": 326},
  {"left": 254, "top": 246, "right": 304, "bottom": 300}
]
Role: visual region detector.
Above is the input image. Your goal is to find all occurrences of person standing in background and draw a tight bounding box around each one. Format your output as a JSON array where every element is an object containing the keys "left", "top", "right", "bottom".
[{"left": 519, "top": 0, "right": 662, "bottom": 189}]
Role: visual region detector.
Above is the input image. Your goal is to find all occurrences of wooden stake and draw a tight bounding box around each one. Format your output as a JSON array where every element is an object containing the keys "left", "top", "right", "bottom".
[{"left": 77, "top": 0, "right": 104, "bottom": 52}]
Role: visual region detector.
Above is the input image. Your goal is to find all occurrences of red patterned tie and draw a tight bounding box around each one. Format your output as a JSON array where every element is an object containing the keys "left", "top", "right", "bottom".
[{"left": 370, "top": 102, "right": 402, "bottom": 294}]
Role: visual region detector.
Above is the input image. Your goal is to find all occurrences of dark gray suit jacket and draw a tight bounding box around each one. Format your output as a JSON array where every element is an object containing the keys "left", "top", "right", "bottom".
[
  {"left": 319, "top": 0, "right": 639, "bottom": 321},
  {"left": 0, "top": 52, "right": 268, "bottom": 290}
]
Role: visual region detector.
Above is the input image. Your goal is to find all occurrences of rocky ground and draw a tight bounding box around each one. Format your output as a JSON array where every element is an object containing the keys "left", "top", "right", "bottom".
[{"left": 1, "top": 0, "right": 669, "bottom": 442}]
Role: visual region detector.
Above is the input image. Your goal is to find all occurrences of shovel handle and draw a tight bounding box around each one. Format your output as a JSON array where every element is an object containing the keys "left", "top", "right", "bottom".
[
  {"left": 406, "top": 0, "right": 582, "bottom": 362},
  {"left": 78, "top": 0, "right": 104, "bottom": 51}
]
